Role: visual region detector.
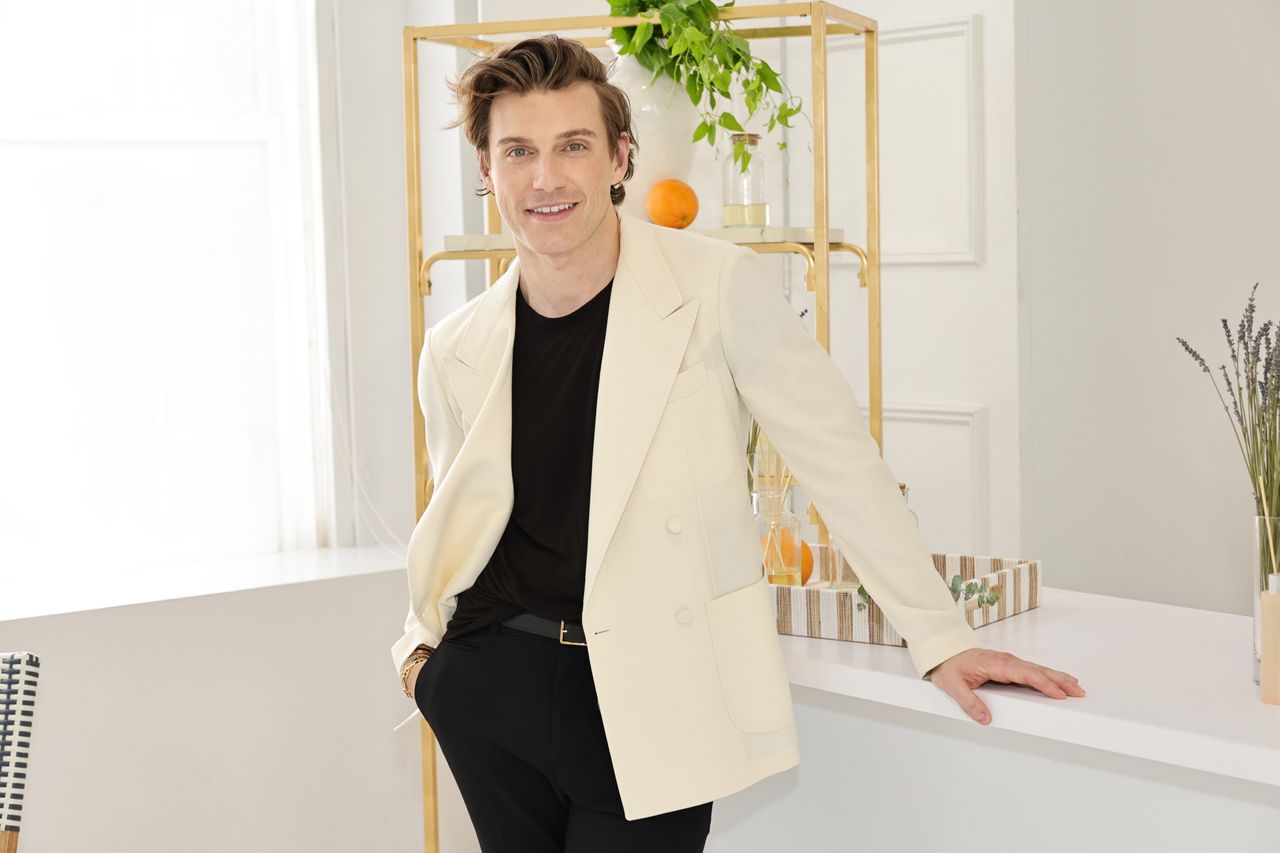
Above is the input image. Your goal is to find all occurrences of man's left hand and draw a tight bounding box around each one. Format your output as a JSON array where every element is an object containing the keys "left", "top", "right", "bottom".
[{"left": 926, "top": 648, "right": 1086, "bottom": 725}]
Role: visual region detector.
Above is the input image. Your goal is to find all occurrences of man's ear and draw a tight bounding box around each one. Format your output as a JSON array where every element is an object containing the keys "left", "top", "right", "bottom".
[{"left": 614, "top": 132, "right": 631, "bottom": 179}]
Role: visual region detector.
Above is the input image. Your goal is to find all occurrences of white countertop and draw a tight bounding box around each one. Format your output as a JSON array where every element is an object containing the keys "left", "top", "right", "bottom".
[{"left": 779, "top": 585, "right": 1280, "bottom": 788}]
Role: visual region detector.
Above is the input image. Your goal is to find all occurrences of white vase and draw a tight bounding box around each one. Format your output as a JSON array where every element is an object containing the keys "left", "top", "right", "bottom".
[{"left": 606, "top": 39, "right": 700, "bottom": 222}]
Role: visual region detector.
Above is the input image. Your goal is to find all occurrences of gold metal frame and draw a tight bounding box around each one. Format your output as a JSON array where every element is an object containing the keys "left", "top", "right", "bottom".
[{"left": 402, "top": 6, "right": 879, "bottom": 850}]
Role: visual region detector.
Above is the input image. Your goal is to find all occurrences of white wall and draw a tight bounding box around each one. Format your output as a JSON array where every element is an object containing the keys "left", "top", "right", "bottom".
[
  {"left": 1023, "top": 0, "right": 1280, "bottom": 613},
  {"left": 0, "top": 571, "right": 428, "bottom": 853},
  {"left": 779, "top": 0, "right": 1023, "bottom": 561}
]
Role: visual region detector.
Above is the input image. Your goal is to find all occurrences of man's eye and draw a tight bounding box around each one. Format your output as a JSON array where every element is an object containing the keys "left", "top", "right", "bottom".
[
  {"left": 567, "top": 142, "right": 585, "bottom": 151},
  {"left": 509, "top": 147, "right": 527, "bottom": 157}
]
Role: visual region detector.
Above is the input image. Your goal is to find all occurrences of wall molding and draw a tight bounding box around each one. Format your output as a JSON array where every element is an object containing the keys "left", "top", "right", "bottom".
[
  {"left": 829, "top": 15, "right": 986, "bottom": 267},
  {"left": 856, "top": 399, "right": 991, "bottom": 553}
]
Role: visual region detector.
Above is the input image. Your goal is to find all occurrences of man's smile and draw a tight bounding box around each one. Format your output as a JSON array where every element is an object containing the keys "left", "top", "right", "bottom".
[{"left": 527, "top": 201, "right": 579, "bottom": 221}]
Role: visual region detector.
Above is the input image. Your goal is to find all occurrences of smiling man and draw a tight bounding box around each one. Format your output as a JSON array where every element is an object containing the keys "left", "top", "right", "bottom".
[{"left": 393, "top": 33, "right": 1084, "bottom": 853}]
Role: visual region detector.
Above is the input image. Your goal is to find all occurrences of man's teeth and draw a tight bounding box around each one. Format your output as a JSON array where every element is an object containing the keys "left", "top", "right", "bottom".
[{"left": 531, "top": 203, "right": 575, "bottom": 213}]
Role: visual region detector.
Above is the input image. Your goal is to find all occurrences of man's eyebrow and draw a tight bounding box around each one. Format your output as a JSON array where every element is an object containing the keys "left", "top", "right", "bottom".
[{"left": 494, "top": 128, "right": 598, "bottom": 147}]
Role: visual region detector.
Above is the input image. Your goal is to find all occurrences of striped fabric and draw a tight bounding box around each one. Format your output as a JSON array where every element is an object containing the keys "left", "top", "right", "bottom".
[
  {"left": 1, "top": 652, "right": 38, "bottom": 836},
  {"left": 771, "top": 553, "right": 1040, "bottom": 646}
]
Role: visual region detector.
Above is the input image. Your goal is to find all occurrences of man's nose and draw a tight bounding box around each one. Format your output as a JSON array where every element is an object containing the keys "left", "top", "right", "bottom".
[{"left": 531, "top": 155, "right": 565, "bottom": 190}]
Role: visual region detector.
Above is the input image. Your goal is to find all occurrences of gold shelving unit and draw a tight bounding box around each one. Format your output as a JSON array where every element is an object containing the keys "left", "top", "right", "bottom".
[{"left": 402, "top": 5, "right": 879, "bottom": 850}]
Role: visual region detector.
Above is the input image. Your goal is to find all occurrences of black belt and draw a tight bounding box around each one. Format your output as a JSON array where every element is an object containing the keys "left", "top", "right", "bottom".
[{"left": 499, "top": 612, "right": 588, "bottom": 646}]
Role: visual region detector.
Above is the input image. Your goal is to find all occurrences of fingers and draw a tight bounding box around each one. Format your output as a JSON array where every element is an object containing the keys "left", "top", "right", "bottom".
[
  {"left": 996, "top": 655, "right": 1086, "bottom": 698},
  {"left": 1044, "top": 668, "right": 1086, "bottom": 696},
  {"left": 936, "top": 673, "right": 992, "bottom": 725}
]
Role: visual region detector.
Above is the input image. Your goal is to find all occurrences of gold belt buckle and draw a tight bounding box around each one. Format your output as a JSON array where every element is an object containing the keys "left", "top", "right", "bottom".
[{"left": 559, "top": 620, "right": 587, "bottom": 646}]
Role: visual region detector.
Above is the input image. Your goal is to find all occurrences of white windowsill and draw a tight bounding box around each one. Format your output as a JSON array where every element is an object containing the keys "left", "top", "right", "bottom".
[{"left": 0, "top": 546, "right": 406, "bottom": 623}]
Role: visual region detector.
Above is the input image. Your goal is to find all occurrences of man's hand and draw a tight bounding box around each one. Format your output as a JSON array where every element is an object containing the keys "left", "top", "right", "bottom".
[
  {"left": 926, "top": 648, "right": 1085, "bottom": 725},
  {"left": 407, "top": 657, "right": 428, "bottom": 702}
]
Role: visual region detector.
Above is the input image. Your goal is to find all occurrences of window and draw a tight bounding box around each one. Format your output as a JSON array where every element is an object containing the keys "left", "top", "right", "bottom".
[{"left": 0, "top": 0, "right": 333, "bottom": 602}]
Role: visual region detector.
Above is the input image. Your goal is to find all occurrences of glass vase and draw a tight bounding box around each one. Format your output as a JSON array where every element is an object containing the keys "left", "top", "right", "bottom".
[
  {"left": 1254, "top": 516, "right": 1280, "bottom": 685},
  {"left": 754, "top": 486, "right": 801, "bottom": 585}
]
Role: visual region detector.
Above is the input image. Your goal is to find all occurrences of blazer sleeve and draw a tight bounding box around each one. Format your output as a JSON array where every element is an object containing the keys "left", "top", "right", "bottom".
[
  {"left": 717, "top": 246, "right": 983, "bottom": 679},
  {"left": 390, "top": 324, "right": 467, "bottom": 678}
]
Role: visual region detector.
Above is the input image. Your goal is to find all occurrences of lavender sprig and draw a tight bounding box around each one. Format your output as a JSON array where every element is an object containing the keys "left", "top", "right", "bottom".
[{"left": 1178, "top": 283, "right": 1279, "bottom": 576}]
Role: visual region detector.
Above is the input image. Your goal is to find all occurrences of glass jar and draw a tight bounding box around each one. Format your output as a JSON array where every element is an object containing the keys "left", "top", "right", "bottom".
[{"left": 722, "top": 132, "right": 769, "bottom": 227}]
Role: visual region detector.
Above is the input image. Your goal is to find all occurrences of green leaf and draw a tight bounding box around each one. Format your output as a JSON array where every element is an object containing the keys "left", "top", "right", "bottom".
[
  {"left": 777, "top": 141, "right": 787, "bottom": 151},
  {"left": 707, "top": 123, "right": 716, "bottom": 145},
  {"left": 745, "top": 87, "right": 760, "bottom": 115},
  {"left": 691, "top": 120, "right": 710, "bottom": 142},
  {"left": 660, "top": 3, "right": 688, "bottom": 25},
  {"left": 712, "top": 38, "right": 731, "bottom": 67},
  {"left": 685, "top": 71, "right": 701, "bottom": 106},
  {"left": 717, "top": 111, "right": 744, "bottom": 131},
  {"left": 633, "top": 20, "right": 653, "bottom": 53},
  {"left": 757, "top": 62, "right": 782, "bottom": 94}
]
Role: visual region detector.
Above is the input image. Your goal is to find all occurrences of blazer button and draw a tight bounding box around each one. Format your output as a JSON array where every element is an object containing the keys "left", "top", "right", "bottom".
[
  {"left": 675, "top": 608, "right": 692, "bottom": 624},
  {"left": 666, "top": 517, "right": 683, "bottom": 534}
]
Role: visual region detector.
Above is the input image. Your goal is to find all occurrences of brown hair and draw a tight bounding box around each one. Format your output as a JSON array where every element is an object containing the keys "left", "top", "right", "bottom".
[{"left": 443, "top": 34, "right": 638, "bottom": 206}]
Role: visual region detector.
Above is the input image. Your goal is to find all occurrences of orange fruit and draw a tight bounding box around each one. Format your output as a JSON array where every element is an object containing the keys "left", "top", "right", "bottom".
[
  {"left": 646, "top": 179, "right": 699, "bottom": 228},
  {"left": 759, "top": 529, "right": 815, "bottom": 584}
]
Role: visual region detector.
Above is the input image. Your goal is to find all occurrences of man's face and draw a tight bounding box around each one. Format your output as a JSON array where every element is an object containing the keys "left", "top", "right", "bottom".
[{"left": 480, "top": 81, "right": 629, "bottom": 261}]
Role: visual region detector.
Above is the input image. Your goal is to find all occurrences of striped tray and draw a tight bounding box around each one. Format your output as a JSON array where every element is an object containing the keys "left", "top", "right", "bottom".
[{"left": 770, "top": 553, "right": 1041, "bottom": 647}]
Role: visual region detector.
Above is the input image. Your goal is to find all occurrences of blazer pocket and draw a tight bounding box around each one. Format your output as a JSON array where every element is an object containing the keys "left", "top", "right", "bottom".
[
  {"left": 668, "top": 360, "right": 708, "bottom": 401},
  {"left": 705, "top": 574, "right": 795, "bottom": 733}
]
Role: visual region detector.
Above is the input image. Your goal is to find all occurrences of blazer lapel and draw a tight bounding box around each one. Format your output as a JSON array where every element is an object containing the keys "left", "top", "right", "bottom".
[
  {"left": 441, "top": 257, "right": 521, "bottom": 431},
  {"left": 435, "top": 211, "right": 699, "bottom": 614},
  {"left": 585, "top": 213, "right": 698, "bottom": 610}
]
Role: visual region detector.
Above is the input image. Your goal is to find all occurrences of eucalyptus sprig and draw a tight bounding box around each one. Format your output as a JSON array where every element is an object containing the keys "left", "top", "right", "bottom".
[{"left": 608, "top": 0, "right": 806, "bottom": 173}]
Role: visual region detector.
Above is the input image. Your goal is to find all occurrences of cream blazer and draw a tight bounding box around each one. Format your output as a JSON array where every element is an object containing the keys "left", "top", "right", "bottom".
[{"left": 391, "top": 210, "right": 982, "bottom": 820}]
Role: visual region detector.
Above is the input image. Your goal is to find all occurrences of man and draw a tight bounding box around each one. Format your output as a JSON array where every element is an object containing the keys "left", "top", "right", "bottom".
[{"left": 393, "top": 34, "right": 1084, "bottom": 851}]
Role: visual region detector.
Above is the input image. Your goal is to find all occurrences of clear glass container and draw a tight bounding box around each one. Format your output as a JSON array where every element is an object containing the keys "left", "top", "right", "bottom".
[
  {"left": 722, "top": 132, "right": 769, "bottom": 227},
  {"left": 754, "top": 486, "right": 801, "bottom": 585},
  {"left": 1254, "top": 516, "right": 1280, "bottom": 685}
]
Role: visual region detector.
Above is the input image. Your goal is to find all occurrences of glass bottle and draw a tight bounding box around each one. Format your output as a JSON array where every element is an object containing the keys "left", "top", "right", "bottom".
[{"left": 722, "top": 132, "right": 769, "bottom": 227}]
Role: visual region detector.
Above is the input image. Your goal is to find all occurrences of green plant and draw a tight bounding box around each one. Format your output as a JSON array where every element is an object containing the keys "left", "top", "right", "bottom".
[
  {"left": 608, "top": 0, "right": 805, "bottom": 173},
  {"left": 949, "top": 575, "right": 999, "bottom": 607}
]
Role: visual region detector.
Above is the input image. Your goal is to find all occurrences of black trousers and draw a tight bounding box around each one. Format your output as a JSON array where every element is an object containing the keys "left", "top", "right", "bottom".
[{"left": 414, "top": 620, "right": 714, "bottom": 852}]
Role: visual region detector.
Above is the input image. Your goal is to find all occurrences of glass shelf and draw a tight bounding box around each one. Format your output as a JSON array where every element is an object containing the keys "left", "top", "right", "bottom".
[{"left": 442, "top": 225, "right": 846, "bottom": 251}]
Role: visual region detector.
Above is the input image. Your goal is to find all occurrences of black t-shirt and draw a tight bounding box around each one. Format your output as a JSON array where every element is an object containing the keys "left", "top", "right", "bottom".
[{"left": 440, "top": 276, "right": 613, "bottom": 643}]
